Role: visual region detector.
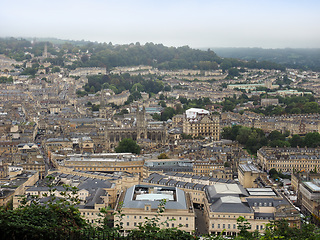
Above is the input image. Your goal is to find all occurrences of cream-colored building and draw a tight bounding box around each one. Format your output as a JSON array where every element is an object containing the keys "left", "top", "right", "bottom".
[
  {"left": 238, "top": 163, "right": 263, "bottom": 188},
  {"left": 142, "top": 172, "right": 237, "bottom": 206},
  {"left": 182, "top": 108, "right": 220, "bottom": 140},
  {"left": 298, "top": 179, "right": 320, "bottom": 223},
  {"left": 114, "top": 185, "right": 195, "bottom": 233},
  {"left": 69, "top": 67, "right": 107, "bottom": 77},
  {"left": 57, "top": 153, "right": 145, "bottom": 176},
  {"left": 1, "top": 171, "right": 39, "bottom": 207},
  {"left": 193, "top": 159, "right": 228, "bottom": 177},
  {"left": 204, "top": 184, "right": 300, "bottom": 236},
  {"left": 14, "top": 174, "right": 117, "bottom": 225},
  {"left": 257, "top": 147, "right": 320, "bottom": 173}
]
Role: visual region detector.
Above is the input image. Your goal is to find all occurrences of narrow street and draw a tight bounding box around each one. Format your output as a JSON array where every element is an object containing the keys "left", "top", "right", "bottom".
[{"left": 195, "top": 208, "right": 208, "bottom": 236}]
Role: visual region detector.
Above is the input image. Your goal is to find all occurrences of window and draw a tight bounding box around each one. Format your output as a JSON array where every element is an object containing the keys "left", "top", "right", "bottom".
[
  {"left": 139, "top": 216, "right": 142, "bottom": 219},
  {"left": 186, "top": 224, "right": 188, "bottom": 228},
  {"left": 223, "top": 224, "right": 225, "bottom": 229},
  {"left": 260, "top": 225, "right": 263, "bottom": 230},
  {"left": 172, "top": 223, "right": 174, "bottom": 227},
  {"left": 179, "top": 217, "right": 182, "bottom": 220},
  {"left": 228, "top": 224, "right": 230, "bottom": 229},
  {"left": 256, "top": 225, "right": 259, "bottom": 230},
  {"left": 134, "top": 223, "right": 136, "bottom": 226},
  {"left": 186, "top": 217, "right": 188, "bottom": 220},
  {"left": 212, "top": 224, "right": 214, "bottom": 229},
  {"left": 134, "top": 216, "right": 136, "bottom": 219},
  {"left": 167, "top": 223, "right": 169, "bottom": 227},
  {"left": 233, "top": 224, "right": 236, "bottom": 229},
  {"left": 127, "top": 222, "right": 129, "bottom": 226},
  {"left": 218, "top": 224, "right": 220, "bottom": 229}
]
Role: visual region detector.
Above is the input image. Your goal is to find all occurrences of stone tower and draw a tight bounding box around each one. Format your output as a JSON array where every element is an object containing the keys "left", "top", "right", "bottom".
[
  {"left": 99, "top": 89, "right": 107, "bottom": 118},
  {"left": 43, "top": 43, "right": 48, "bottom": 58},
  {"left": 136, "top": 106, "right": 147, "bottom": 139}
]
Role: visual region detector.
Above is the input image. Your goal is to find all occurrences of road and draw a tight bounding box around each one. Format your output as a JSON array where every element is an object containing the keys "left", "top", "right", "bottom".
[{"left": 195, "top": 208, "right": 208, "bottom": 236}]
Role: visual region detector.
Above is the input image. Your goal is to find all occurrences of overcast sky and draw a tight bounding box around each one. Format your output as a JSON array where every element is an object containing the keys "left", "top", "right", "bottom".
[{"left": 1, "top": 0, "right": 319, "bottom": 48}]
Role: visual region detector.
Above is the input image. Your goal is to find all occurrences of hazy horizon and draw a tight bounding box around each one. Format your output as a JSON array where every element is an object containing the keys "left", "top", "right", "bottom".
[{"left": 1, "top": 0, "right": 319, "bottom": 49}]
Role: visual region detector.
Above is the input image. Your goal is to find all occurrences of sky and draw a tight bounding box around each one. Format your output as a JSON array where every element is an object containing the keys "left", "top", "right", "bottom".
[{"left": 1, "top": 0, "right": 319, "bottom": 49}]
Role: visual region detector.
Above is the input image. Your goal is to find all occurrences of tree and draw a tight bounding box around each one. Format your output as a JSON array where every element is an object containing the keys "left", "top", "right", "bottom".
[
  {"left": 269, "top": 140, "right": 290, "bottom": 148},
  {"left": 51, "top": 66, "right": 61, "bottom": 73},
  {"left": 81, "top": 55, "right": 89, "bottom": 63},
  {"left": 152, "top": 113, "right": 161, "bottom": 121},
  {"left": 224, "top": 162, "right": 231, "bottom": 168},
  {"left": 289, "top": 134, "right": 303, "bottom": 147},
  {"left": 267, "top": 130, "right": 285, "bottom": 142},
  {"left": 158, "top": 153, "right": 169, "bottom": 159},
  {"left": 236, "top": 216, "right": 255, "bottom": 239},
  {"left": 161, "top": 107, "right": 175, "bottom": 121},
  {"left": 227, "top": 68, "right": 240, "bottom": 77},
  {"left": 236, "top": 127, "right": 251, "bottom": 145},
  {"left": 131, "top": 83, "right": 144, "bottom": 93},
  {"left": 303, "top": 102, "right": 319, "bottom": 114},
  {"left": 115, "top": 138, "right": 141, "bottom": 154},
  {"left": 269, "top": 168, "right": 277, "bottom": 176},
  {"left": 0, "top": 177, "right": 90, "bottom": 239},
  {"left": 89, "top": 86, "right": 95, "bottom": 93},
  {"left": 159, "top": 93, "right": 165, "bottom": 100},
  {"left": 303, "top": 132, "right": 320, "bottom": 148}
]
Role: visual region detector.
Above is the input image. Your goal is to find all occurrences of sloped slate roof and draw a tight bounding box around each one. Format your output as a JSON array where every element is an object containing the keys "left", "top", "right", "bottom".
[
  {"left": 205, "top": 184, "right": 249, "bottom": 203},
  {"left": 210, "top": 196, "right": 252, "bottom": 213},
  {"left": 78, "top": 178, "right": 112, "bottom": 191}
]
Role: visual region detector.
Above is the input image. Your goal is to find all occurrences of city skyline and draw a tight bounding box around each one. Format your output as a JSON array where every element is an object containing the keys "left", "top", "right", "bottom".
[{"left": 1, "top": 0, "right": 320, "bottom": 49}]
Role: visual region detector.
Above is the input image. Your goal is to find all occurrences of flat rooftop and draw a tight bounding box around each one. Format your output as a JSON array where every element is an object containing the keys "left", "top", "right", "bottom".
[
  {"left": 136, "top": 193, "right": 174, "bottom": 201},
  {"left": 305, "top": 181, "right": 320, "bottom": 192},
  {"left": 122, "top": 185, "right": 187, "bottom": 210},
  {"left": 247, "top": 188, "right": 276, "bottom": 196}
]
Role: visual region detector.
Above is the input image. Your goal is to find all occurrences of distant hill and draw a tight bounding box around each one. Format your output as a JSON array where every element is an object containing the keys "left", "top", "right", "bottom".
[
  {"left": 212, "top": 48, "right": 320, "bottom": 72},
  {"left": 24, "top": 37, "right": 92, "bottom": 46},
  {"left": 0, "top": 37, "right": 285, "bottom": 71}
]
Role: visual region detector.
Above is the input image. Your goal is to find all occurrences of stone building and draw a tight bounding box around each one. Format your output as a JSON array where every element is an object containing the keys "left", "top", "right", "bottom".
[
  {"left": 238, "top": 163, "right": 263, "bottom": 188},
  {"left": 14, "top": 173, "right": 116, "bottom": 225},
  {"left": 257, "top": 147, "right": 320, "bottom": 173},
  {"left": 105, "top": 107, "right": 167, "bottom": 150},
  {"left": 114, "top": 185, "right": 195, "bottom": 234},
  {"left": 69, "top": 67, "right": 107, "bottom": 77},
  {"left": 291, "top": 172, "right": 320, "bottom": 192},
  {"left": 204, "top": 184, "right": 300, "bottom": 236},
  {"left": 298, "top": 179, "right": 320, "bottom": 223},
  {"left": 261, "top": 98, "right": 279, "bottom": 107},
  {"left": 182, "top": 108, "right": 220, "bottom": 140},
  {"left": 56, "top": 152, "right": 144, "bottom": 175}
]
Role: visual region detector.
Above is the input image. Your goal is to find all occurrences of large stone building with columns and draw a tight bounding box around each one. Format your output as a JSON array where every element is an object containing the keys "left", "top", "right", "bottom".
[{"left": 105, "top": 107, "right": 167, "bottom": 150}]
